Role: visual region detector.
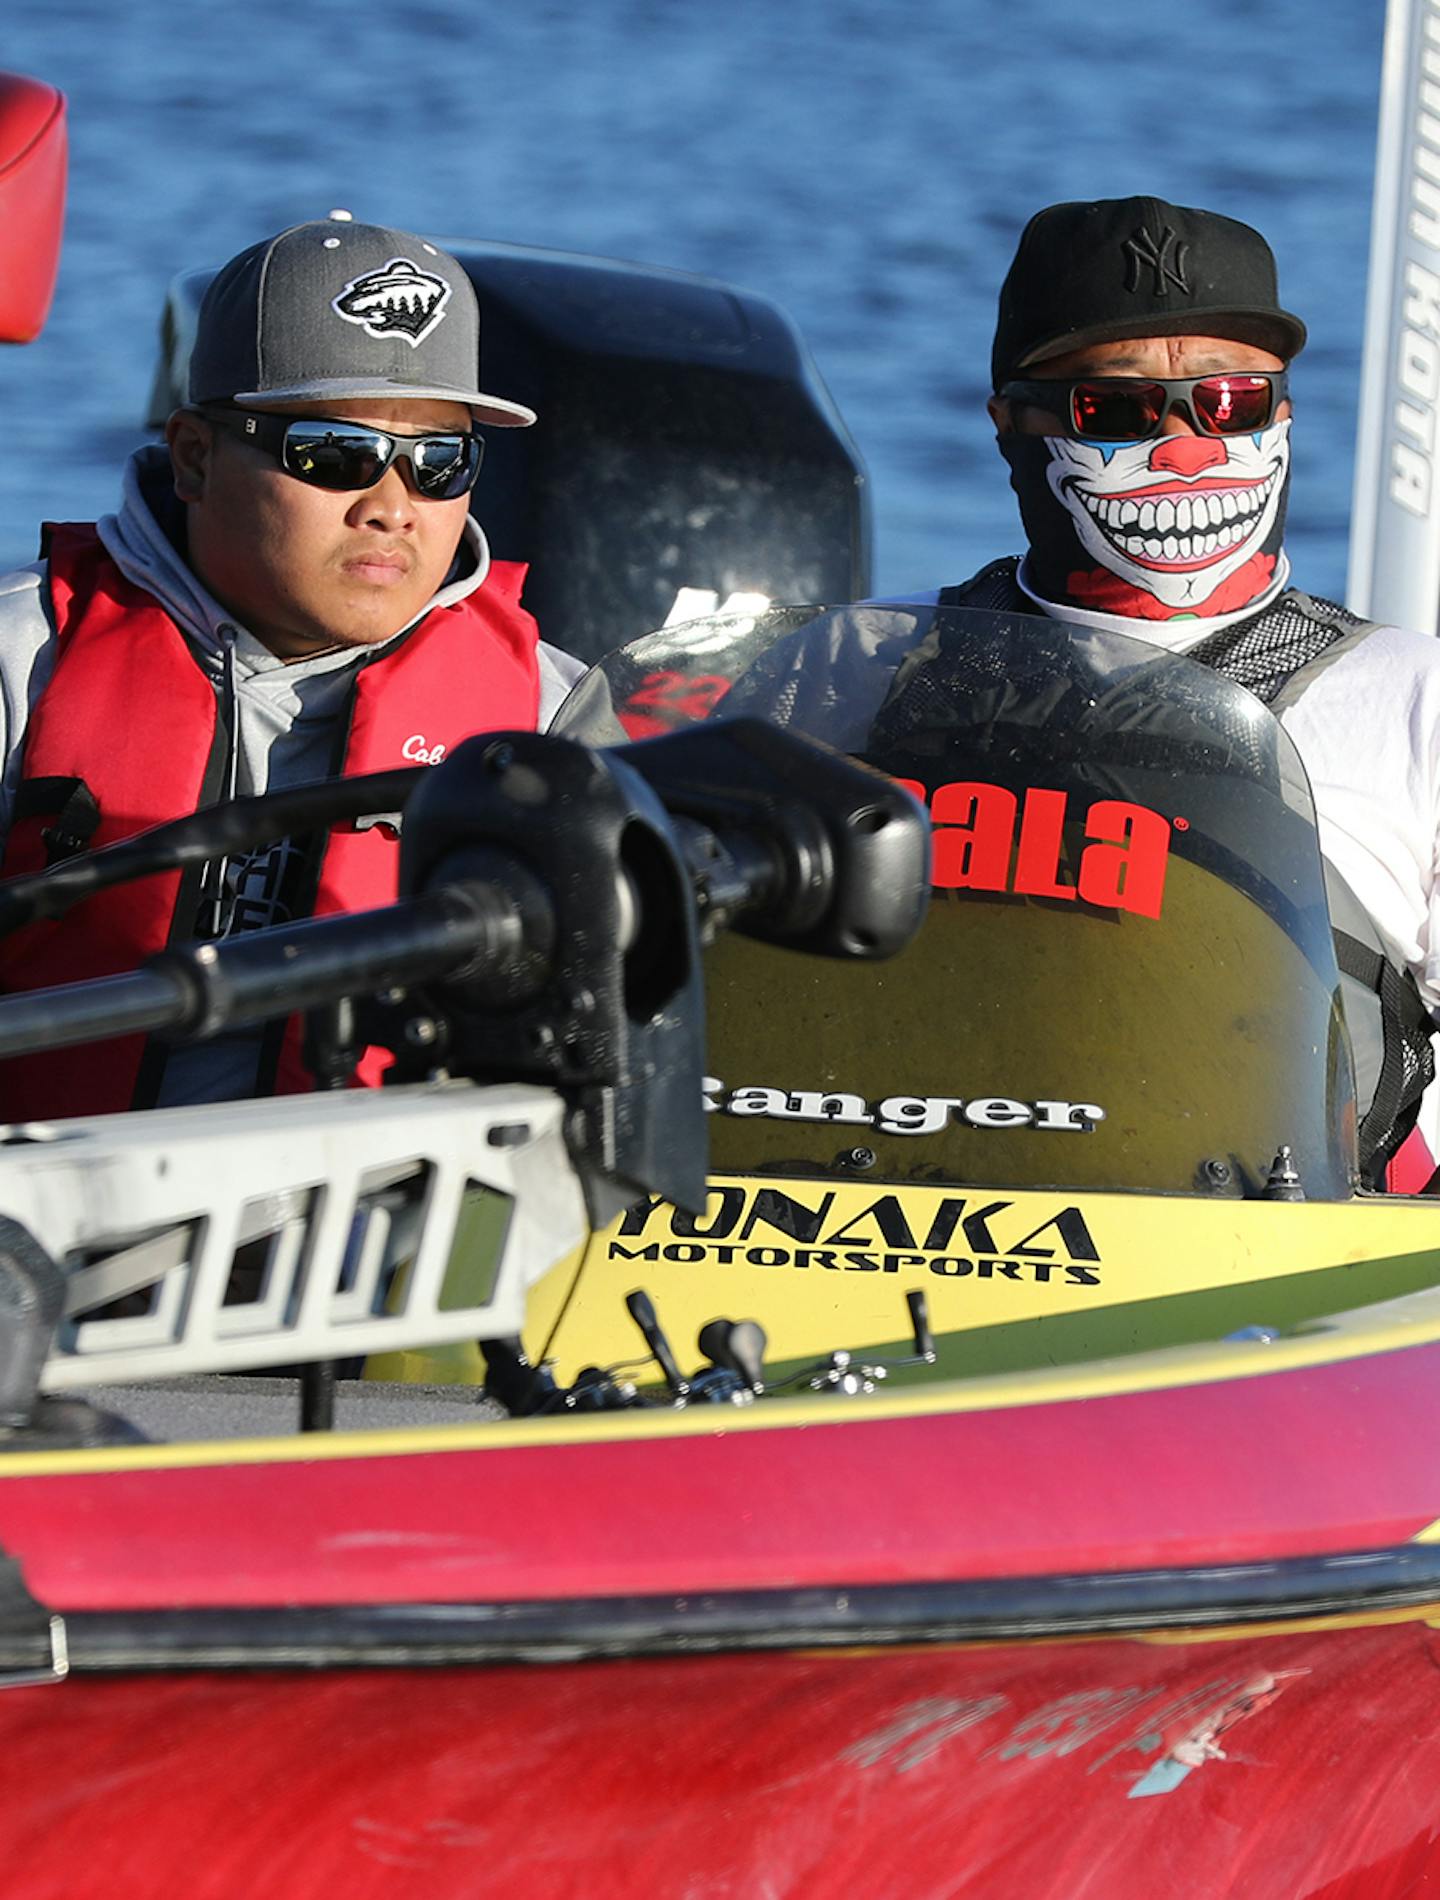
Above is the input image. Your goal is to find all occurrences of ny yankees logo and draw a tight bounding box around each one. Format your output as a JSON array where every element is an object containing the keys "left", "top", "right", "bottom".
[{"left": 1122, "top": 225, "right": 1190, "bottom": 296}]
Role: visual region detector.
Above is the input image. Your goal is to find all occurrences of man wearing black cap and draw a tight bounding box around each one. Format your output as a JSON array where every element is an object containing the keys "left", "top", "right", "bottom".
[
  {"left": 933, "top": 195, "right": 1440, "bottom": 1182},
  {"left": 958, "top": 196, "right": 1313, "bottom": 637},
  {"left": 0, "top": 214, "right": 582, "bottom": 1119}
]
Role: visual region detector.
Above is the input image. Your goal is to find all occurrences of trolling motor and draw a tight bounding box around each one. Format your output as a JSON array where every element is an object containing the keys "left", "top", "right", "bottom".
[
  {"left": 0, "top": 720, "right": 926, "bottom": 1220},
  {"left": 390, "top": 718, "right": 929, "bottom": 1220},
  {"left": 0, "top": 722, "right": 929, "bottom": 1440}
]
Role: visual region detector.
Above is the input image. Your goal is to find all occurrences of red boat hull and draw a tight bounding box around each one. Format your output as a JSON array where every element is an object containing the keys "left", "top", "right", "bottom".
[
  {"left": 1, "top": 1617, "right": 1438, "bottom": 1899},
  {"left": 3, "top": 1324, "right": 1440, "bottom": 1893},
  {"left": 7, "top": 1333, "right": 1440, "bottom": 1611}
]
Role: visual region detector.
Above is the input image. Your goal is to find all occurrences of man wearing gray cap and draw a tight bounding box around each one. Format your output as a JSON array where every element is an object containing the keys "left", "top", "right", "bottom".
[{"left": 0, "top": 214, "right": 582, "bottom": 1120}]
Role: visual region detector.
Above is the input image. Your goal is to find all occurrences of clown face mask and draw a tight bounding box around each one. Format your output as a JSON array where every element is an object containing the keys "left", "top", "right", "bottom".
[{"left": 1000, "top": 419, "right": 1291, "bottom": 621}]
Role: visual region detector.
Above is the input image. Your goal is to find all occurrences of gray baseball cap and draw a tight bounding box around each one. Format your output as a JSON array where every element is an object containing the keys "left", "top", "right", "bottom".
[{"left": 187, "top": 213, "right": 537, "bottom": 427}]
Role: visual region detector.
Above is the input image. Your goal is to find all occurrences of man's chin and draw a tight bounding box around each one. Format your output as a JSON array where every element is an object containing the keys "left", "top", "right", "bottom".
[{"left": 265, "top": 614, "right": 412, "bottom": 662}]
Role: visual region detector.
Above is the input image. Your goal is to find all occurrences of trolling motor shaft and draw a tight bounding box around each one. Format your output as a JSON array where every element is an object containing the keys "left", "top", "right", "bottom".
[
  {"left": 0, "top": 877, "right": 536, "bottom": 1060},
  {"left": 0, "top": 724, "right": 928, "bottom": 1222}
]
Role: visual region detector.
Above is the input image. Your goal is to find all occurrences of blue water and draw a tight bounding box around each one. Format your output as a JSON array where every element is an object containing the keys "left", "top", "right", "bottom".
[{"left": 0, "top": 0, "right": 1385, "bottom": 605}]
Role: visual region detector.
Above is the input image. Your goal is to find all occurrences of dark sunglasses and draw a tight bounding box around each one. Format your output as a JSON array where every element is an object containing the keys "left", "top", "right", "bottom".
[
  {"left": 998, "top": 371, "right": 1289, "bottom": 443},
  {"left": 200, "top": 407, "right": 484, "bottom": 500}
]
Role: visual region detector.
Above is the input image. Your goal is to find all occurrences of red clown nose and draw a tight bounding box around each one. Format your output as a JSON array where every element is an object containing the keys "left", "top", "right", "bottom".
[{"left": 1148, "top": 435, "right": 1229, "bottom": 476}]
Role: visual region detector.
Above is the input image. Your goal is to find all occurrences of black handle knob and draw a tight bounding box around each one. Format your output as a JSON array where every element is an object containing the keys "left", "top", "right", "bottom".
[
  {"left": 626, "top": 1289, "right": 689, "bottom": 1398},
  {"left": 727, "top": 1319, "right": 767, "bottom": 1390},
  {"left": 906, "top": 1289, "right": 936, "bottom": 1363},
  {"left": 698, "top": 1317, "right": 768, "bottom": 1392}
]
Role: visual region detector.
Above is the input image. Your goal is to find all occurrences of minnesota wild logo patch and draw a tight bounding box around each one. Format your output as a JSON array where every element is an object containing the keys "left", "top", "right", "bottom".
[{"left": 332, "top": 258, "right": 452, "bottom": 346}]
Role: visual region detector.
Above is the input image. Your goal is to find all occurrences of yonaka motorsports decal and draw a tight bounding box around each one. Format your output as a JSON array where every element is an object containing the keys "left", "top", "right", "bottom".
[
  {"left": 529, "top": 1177, "right": 1440, "bottom": 1381},
  {"left": 704, "top": 1077, "right": 1105, "bottom": 1136},
  {"left": 896, "top": 779, "right": 1176, "bottom": 919},
  {"left": 611, "top": 1181, "right": 1103, "bottom": 1286}
]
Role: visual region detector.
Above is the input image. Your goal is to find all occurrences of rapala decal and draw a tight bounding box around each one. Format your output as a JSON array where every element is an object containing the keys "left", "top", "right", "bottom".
[
  {"left": 611, "top": 1185, "right": 1103, "bottom": 1285},
  {"left": 703, "top": 1077, "right": 1105, "bottom": 1135},
  {"left": 896, "top": 778, "right": 1172, "bottom": 919},
  {"left": 332, "top": 258, "right": 452, "bottom": 345}
]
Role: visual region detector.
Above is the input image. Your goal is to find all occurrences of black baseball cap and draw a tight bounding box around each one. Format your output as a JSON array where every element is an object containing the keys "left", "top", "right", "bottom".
[
  {"left": 991, "top": 196, "right": 1307, "bottom": 390},
  {"left": 188, "top": 213, "right": 536, "bottom": 427}
]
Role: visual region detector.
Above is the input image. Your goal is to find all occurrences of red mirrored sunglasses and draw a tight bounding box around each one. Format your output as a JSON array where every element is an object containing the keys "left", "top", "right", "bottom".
[{"left": 999, "top": 371, "right": 1288, "bottom": 442}]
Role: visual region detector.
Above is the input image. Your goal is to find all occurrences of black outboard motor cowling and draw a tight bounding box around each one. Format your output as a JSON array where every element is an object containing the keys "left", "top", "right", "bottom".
[{"left": 146, "top": 241, "right": 870, "bottom": 663}]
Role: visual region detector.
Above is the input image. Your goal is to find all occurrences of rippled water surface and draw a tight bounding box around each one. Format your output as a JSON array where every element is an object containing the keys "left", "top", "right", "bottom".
[{"left": 1, "top": 0, "right": 1385, "bottom": 603}]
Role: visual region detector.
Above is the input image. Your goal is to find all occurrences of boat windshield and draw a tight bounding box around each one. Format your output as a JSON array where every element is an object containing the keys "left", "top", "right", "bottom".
[{"left": 555, "top": 604, "right": 1355, "bottom": 1200}]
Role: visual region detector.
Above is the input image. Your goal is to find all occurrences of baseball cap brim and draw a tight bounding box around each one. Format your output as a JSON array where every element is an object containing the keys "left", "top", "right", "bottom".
[
  {"left": 1015, "top": 305, "right": 1307, "bottom": 374},
  {"left": 236, "top": 374, "right": 537, "bottom": 428}
]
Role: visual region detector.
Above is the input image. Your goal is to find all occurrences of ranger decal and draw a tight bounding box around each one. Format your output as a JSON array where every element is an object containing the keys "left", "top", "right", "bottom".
[{"left": 703, "top": 1077, "right": 1105, "bottom": 1135}]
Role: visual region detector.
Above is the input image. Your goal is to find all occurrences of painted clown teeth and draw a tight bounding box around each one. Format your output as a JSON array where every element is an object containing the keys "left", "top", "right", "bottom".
[{"left": 1074, "top": 468, "right": 1280, "bottom": 568}]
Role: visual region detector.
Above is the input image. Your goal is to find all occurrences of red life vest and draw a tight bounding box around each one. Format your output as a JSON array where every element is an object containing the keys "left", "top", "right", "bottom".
[{"left": 0, "top": 522, "right": 541, "bottom": 1118}]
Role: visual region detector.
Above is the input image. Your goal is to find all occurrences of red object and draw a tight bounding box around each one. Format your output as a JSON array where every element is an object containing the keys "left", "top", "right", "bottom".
[
  {"left": 0, "top": 73, "right": 65, "bottom": 344},
  {"left": 1386, "top": 1123, "right": 1435, "bottom": 1193},
  {"left": 4, "top": 1339, "right": 1440, "bottom": 1613},
  {"left": 0, "top": 525, "right": 540, "bottom": 1116},
  {"left": 2, "top": 1625, "right": 1439, "bottom": 1899},
  {"left": 902, "top": 778, "right": 1172, "bottom": 918},
  {"left": 1066, "top": 550, "right": 1279, "bottom": 618},
  {"left": 618, "top": 668, "right": 733, "bottom": 736},
  {"left": 1147, "top": 433, "right": 1230, "bottom": 477},
  {"left": 2, "top": 1337, "right": 1440, "bottom": 1891},
  {"left": 5, "top": 1342, "right": 1440, "bottom": 1894}
]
